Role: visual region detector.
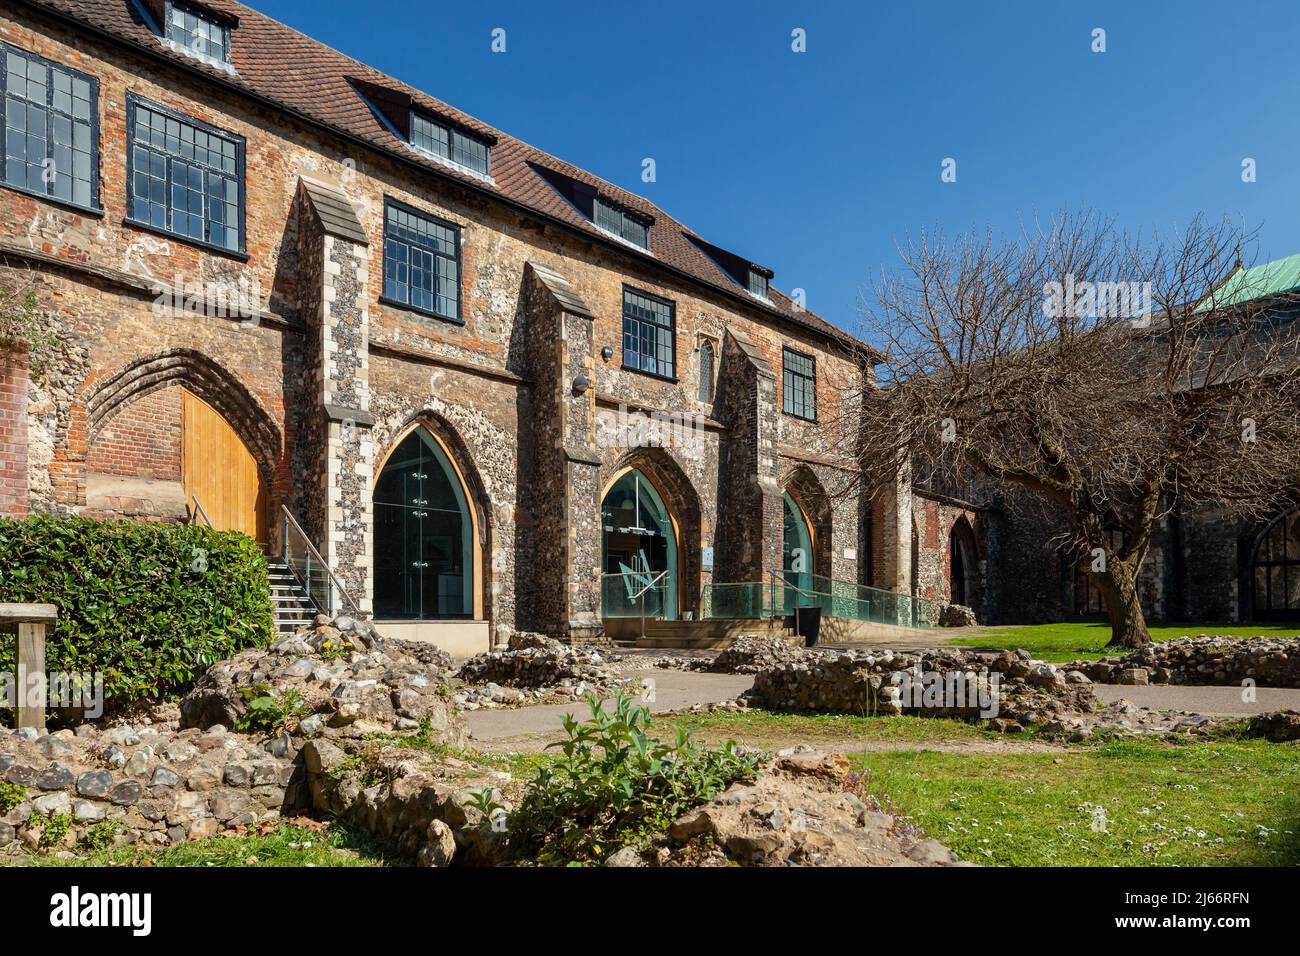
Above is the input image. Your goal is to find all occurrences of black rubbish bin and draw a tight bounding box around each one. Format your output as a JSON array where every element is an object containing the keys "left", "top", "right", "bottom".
[{"left": 796, "top": 605, "right": 822, "bottom": 647}]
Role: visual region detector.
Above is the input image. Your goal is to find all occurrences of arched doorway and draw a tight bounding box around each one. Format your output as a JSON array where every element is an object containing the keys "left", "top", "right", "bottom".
[
  {"left": 948, "top": 516, "right": 977, "bottom": 608},
  {"left": 181, "top": 389, "right": 268, "bottom": 542},
  {"left": 372, "top": 426, "right": 476, "bottom": 620},
  {"left": 783, "top": 491, "right": 815, "bottom": 612},
  {"left": 1251, "top": 510, "right": 1300, "bottom": 620},
  {"left": 601, "top": 469, "right": 678, "bottom": 620}
]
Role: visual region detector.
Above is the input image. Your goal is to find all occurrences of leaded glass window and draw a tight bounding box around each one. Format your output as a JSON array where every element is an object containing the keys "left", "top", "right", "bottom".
[
  {"left": 595, "top": 197, "right": 649, "bottom": 250},
  {"left": 782, "top": 347, "right": 816, "bottom": 420},
  {"left": 622, "top": 287, "right": 675, "bottom": 379},
  {"left": 383, "top": 199, "right": 461, "bottom": 321},
  {"left": 697, "top": 338, "right": 715, "bottom": 402},
  {"left": 1, "top": 44, "right": 97, "bottom": 209},
  {"left": 127, "top": 96, "right": 243, "bottom": 251},
  {"left": 167, "top": 1, "right": 231, "bottom": 64},
  {"left": 411, "top": 111, "right": 489, "bottom": 176}
]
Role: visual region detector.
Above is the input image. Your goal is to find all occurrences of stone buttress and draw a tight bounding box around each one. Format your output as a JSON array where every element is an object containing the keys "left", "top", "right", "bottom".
[{"left": 297, "top": 177, "right": 374, "bottom": 614}]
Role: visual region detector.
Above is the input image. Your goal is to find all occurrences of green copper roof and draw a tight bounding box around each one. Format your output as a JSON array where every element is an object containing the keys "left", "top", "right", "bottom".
[{"left": 1199, "top": 251, "right": 1300, "bottom": 310}]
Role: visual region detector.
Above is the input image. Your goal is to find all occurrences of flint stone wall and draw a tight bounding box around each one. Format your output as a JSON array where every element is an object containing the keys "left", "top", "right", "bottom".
[
  {"left": 746, "top": 647, "right": 1098, "bottom": 726},
  {"left": 0, "top": 722, "right": 302, "bottom": 853},
  {"left": 1, "top": 615, "right": 466, "bottom": 857},
  {"left": 1070, "top": 636, "right": 1300, "bottom": 688}
]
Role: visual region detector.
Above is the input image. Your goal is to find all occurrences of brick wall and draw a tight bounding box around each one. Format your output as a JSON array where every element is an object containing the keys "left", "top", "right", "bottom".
[
  {"left": 85, "top": 384, "right": 181, "bottom": 481},
  {"left": 0, "top": 350, "right": 28, "bottom": 516}
]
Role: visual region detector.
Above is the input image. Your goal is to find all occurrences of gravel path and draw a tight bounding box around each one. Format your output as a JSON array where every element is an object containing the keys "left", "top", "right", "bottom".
[
  {"left": 1092, "top": 683, "right": 1300, "bottom": 716},
  {"left": 465, "top": 669, "right": 753, "bottom": 743},
  {"left": 465, "top": 668, "right": 1300, "bottom": 752}
]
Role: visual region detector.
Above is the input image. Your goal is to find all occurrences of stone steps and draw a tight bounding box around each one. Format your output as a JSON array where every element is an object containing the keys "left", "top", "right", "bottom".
[{"left": 266, "top": 560, "right": 315, "bottom": 636}]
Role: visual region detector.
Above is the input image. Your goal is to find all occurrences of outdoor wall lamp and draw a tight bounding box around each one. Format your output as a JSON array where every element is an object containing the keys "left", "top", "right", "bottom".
[{"left": 572, "top": 372, "right": 591, "bottom": 394}]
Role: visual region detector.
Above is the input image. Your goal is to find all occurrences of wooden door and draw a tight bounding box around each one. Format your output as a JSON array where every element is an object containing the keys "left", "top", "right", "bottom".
[{"left": 181, "top": 389, "right": 268, "bottom": 543}]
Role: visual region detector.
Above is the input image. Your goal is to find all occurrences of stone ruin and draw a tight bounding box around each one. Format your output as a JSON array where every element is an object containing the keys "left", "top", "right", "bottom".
[
  {"left": 453, "top": 632, "right": 632, "bottom": 707},
  {"left": 1, "top": 614, "right": 481, "bottom": 861},
  {"left": 3, "top": 615, "right": 976, "bottom": 866},
  {"left": 1066, "top": 635, "right": 1300, "bottom": 688}
]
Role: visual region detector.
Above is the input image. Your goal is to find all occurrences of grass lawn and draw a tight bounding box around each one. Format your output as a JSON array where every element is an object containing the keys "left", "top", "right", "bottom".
[
  {"left": 668, "top": 709, "right": 1008, "bottom": 749},
  {"left": 15, "top": 822, "right": 398, "bottom": 868},
  {"left": 948, "top": 620, "right": 1300, "bottom": 662},
  {"left": 853, "top": 737, "right": 1300, "bottom": 866}
]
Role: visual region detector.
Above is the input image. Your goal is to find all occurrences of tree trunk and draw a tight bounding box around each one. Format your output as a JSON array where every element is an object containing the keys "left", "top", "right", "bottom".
[{"left": 1095, "top": 560, "right": 1152, "bottom": 648}]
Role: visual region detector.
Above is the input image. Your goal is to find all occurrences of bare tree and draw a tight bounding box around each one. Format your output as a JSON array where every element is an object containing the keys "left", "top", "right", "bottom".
[{"left": 849, "top": 211, "right": 1300, "bottom": 647}]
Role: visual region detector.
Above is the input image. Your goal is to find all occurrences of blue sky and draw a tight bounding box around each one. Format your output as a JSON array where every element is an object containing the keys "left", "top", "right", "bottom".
[{"left": 255, "top": 0, "right": 1300, "bottom": 335}]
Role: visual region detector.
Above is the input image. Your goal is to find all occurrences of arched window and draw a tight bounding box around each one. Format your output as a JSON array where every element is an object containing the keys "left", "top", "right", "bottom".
[
  {"left": 373, "top": 427, "right": 474, "bottom": 619},
  {"left": 697, "top": 338, "right": 715, "bottom": 403},
  {"left": 1252, "top": 510, "right": 1300, "bottom": 619},
  {"left": 601, "top": 469, "right": 678, "bottom": 620}
]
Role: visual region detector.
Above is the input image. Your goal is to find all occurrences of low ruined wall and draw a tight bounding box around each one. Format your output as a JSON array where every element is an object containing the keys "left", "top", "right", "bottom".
[
  {"left": 0, "top": 722, "right": 302, "bottom": 853},
  {"left": 1070, "top": 636, "right": 1300, "bottom": 688},
  {"left": 746, "top": 647, "right": 1097, "bottom": 727},
  {"left": 0, "top": 614, "right": 467, "bottom": 857},
  {"left": 302, "top": 738, "right": 507, "bottom": 866}
]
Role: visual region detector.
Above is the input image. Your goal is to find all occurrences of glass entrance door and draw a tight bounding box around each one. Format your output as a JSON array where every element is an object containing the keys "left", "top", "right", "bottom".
[
  {"left": 783, "top": 491, "right": 814, "bottom": 613},
  {"left": 601, "top": 470, "right": 677, "bottom": 620},
  {"left": 373, "top": 428, "right": 473, "bottom": 619}
]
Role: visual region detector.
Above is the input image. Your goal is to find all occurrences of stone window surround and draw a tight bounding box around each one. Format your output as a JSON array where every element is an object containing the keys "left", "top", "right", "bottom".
[{"left": 695, "top": 333, "right": 718, "bottom": 403}]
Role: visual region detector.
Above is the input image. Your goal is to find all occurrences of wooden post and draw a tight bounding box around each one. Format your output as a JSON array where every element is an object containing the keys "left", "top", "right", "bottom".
[{"left": 0, "top": 603, "right": 57, "bottom": 731}]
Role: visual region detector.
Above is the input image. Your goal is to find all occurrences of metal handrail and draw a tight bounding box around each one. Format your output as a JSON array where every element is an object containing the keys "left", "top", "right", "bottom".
[
  {"left": 767, "top": 568, "right": 933, "bottom": 629},
  {"left": 771, "top": 568, "right": 817, "bottom": 600},
  {"left": 190, "top": 496, "right": 213, "bottom": 529},
  {"left": 769, "top": 568, "right": 818, "bottom": 620},
  {"left": 629, "top": 570, "right": 667, "bottom": 601},
  {"left": 280, "top": 505, "right": 360, "bottom": 616}
]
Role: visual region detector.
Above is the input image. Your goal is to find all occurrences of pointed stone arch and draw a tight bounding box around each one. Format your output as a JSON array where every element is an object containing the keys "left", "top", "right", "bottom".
[
  {"left": 948, "top": 513, "right": 979, "bottom": 610},
  {"left": 1247, "top": 508, "right": 1300, "bottom": 621},
  {"left": 69, "top": 350, "right": 282, "bottom": 531},
  {"left": 604, "top": 447, "right": 704, "bottom": 618},
  {"left": 782, "top": 464, "right": 833, "bottom": 580},
  {"left": 83, "top": 348, "right": 281, "bottom": 485},
  {"left": 372, "top": 411, "right": 493, "bottom": 622}
]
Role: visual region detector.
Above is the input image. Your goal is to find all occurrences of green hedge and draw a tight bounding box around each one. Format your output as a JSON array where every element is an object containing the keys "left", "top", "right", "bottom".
[{"left": 0, "top": 515, "right": 274, "bottom": 704}]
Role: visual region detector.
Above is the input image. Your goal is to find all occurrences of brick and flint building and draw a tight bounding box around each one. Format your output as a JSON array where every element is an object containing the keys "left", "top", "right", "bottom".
[
  {"left": 0, "top": 0, "right": 933, "bottom": 653},
  {"left": 3, "top": 2, "right": 1293, "bottom": 651}
]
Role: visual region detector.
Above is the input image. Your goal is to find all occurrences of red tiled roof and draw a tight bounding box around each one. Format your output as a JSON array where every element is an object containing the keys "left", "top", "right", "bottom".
[{"left": 13, "top": 0, "right": 872, "bottom": 356}]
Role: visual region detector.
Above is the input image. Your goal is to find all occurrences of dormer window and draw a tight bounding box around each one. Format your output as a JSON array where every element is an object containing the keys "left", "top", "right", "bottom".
[
  {"left": 682, "top": 232, "right": 774, "bottom": 302},
  {"left": 594, "top": 197, "right": 649, "bottom": 250},
  {"left": 166, "top": 1, "right": 231, "bottom": 64},
  {"left": 411, "top": 111, "right": 489, "bottom": 177}
]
